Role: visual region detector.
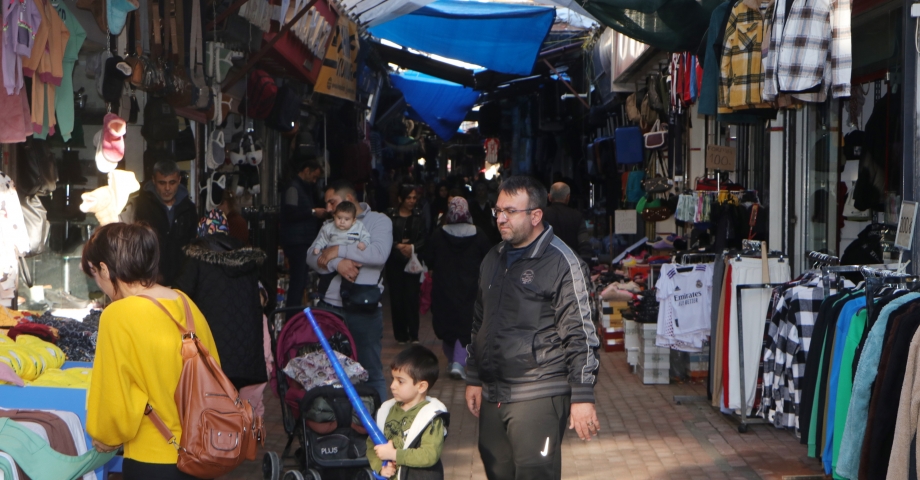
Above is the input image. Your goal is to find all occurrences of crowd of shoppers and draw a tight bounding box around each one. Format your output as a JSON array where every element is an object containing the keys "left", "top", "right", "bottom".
[{"left": 81, "top": 149, "right": 597, "bottom": 480}]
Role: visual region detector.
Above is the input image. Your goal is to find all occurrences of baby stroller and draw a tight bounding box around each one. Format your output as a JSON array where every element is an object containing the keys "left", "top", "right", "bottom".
[{"left": 263, "top": 307, "right": 382, "bottom": 480}]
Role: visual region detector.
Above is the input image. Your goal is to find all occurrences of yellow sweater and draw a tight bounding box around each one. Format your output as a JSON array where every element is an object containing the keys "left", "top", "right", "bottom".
[{"left": 87, "top": 293, "right": 221, "bottom": 464}]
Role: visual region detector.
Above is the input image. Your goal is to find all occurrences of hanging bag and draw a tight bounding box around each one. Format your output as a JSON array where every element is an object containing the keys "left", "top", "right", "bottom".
[
  {"left": 140, "top": 294, "right": 262, "bottom": 478},
  {"left": 643, "top": 119, "right": 668, "bottom": 150},
  {"left": 615, "top": 126, "right": 643, "bottom": 165},
  {"left": 643, "top": 150, "right": 673, "bottom": 193},
  {"left": 404, "top": 245, "right": 425, "bottom": 274}
]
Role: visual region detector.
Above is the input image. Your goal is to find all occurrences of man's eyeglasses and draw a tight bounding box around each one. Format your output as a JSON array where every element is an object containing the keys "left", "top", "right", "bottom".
[{"left": 491, "top": 208, "right": 536, "bottom": 219}]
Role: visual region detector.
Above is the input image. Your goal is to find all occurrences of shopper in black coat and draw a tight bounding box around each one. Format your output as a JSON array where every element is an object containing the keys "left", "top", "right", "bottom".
[
  {"left": 421, "top": 197, "right": 491, "bottom": 380},
  {"left": 386, "top": 184, "right": 427, "bottom": 343},
  {"left": 174, "top": 210, "right": 268, "bottom": 392},
  {"left": 133, "top": 160, "right": 198, "bottom": 286}
]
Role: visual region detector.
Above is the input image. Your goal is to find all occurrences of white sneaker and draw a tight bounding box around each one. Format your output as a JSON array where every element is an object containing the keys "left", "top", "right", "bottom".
[{"left": 449, "top": 362, "right": 466, "bottom": 380}]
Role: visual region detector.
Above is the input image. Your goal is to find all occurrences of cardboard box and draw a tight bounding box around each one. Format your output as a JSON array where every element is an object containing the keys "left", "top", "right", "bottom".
[{"left": 637, "top": 364, "right": 670, "bottom": 385}]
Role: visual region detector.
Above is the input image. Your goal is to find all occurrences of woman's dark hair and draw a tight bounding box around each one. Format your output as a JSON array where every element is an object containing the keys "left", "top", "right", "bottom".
[
  {"left": 397, "top": 184, "right": 418, "bottom": 204},
  {"left": 81, "top": 223, "right": 160, "bottom": 294}
]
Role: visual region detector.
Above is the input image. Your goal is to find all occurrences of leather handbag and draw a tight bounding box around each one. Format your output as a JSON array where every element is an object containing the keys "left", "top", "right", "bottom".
[
  {"left": 643, "top": 151, "right": 673, "bottom": 193},
  {"left": 643, "top": 120, "right": 667, "bottom": 149},
  {"left": 642, "top": 205, "right": 673, "bottom": 222},
  {"left": 140, "top": 295, "right": 262, "bottom": 478},
  {"left": 615, "top": 126, "right": 643, "bottom": 165}
]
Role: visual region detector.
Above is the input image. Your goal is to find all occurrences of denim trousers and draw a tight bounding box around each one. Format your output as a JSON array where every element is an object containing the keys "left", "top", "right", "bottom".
[{"left": 319, "top": 301, "right": 387, "bottom": 400}]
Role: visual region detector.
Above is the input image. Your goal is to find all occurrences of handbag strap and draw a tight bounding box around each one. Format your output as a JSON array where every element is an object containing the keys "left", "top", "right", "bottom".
[
  {"left": 189, "top": 0, "right": 205, "bottom": 81},
  {"left": 151, "top": 1, "right": 162, "bottom": 55},
  {"left": 138, "top": 293, "right": 197, "bottom": 335},
  {"left": 137, "top": 293, "right": 196, "bottom": 447}
]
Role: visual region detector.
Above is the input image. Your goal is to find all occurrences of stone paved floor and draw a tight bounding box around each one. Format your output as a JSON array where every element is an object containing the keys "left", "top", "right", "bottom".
[{"left": 222, "top": 300, "right": 826, "bottom": 480}]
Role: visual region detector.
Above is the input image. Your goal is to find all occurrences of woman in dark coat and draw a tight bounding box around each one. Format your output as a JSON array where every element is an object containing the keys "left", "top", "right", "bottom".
[
  {"left": 173, "top": 210, "right": 268, "bottom": 410},
  {"left": 386, "top": 184, "right": 427, "bottom": 343},
  {"left": 421, "top": 197, "right": 492, "bottom": 380}
]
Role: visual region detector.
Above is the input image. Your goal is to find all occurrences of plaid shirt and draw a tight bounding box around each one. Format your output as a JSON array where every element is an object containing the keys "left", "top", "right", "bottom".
[
  {"left": 719, "top": 0, "right": 775, "bottom": 113},
  {"left": 773, "top": 0, "right": 851, "bottom": 98},
  {"left": 762, "top": 274, "right": 824, "bottom": 431}
]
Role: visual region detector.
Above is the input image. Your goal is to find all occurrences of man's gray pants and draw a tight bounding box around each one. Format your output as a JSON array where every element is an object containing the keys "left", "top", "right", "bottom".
[{"left": 478, "top": 395, "right": 571, "bottom": 480}]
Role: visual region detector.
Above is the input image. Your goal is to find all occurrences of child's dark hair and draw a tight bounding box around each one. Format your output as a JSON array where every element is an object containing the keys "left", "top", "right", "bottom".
[
  {"left": 391, "top": 345, "right": 439, "bottom": 388},
  {"left": 335, "top": 201, "right": 357, "bottom": 217}
]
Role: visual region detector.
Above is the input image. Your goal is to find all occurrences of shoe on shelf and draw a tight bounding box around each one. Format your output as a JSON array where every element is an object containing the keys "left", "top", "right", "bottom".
[{"left": 449, "top": 362, "right": 466, "bottom": 380}]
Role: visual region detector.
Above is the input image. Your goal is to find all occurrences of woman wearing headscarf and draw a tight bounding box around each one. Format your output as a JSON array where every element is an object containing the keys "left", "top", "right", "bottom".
[
  {"left": 173, "top": 210, "right": 269, "bottom": 414},
  {"left": 421, "top": 197, "right": 492, "bottom": 380}
]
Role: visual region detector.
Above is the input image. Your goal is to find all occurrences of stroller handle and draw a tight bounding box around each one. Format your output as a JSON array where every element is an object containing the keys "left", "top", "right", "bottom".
[{"left": 303, "top": 308, "right": 390, "bottom": 479}]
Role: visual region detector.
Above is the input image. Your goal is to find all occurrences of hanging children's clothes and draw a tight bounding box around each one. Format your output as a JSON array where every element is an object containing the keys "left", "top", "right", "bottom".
[
  {"left": 0, "top": 46, "right": 34, "bottom": 143},
  {"left": 24, "top": 0, "right": 69, "bottom": 136},
  {"left": 2, "top": 0, "right": 42, "bottom": 95},
  {"left": 0, "top": 173, "right": 30, "bottom": 306},
  {"left": 46, "top": 0, "right": 85, "bottom": 141},
  {"left": 655, "top": 264, "right": 713, "bottom": 352}
]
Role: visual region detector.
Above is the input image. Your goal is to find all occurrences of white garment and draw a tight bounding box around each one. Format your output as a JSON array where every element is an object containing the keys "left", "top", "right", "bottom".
[
  {"left": 47, "top": 410, "right": 96, "bottom": 480},
  {"left": 0, "top": 452, "right": 20, "bottom": 480},
  {"left": 0, "top": 173, "right": 28, "bottom": 305},
  {"left": 655, "top": 264, "right": 713, "bottom": 351},
  {"left": 80, "top": 170, "right": 140, "bottom": 226},
  {"left": 724, "top": 257, "right": 791, "bottom": 413}
]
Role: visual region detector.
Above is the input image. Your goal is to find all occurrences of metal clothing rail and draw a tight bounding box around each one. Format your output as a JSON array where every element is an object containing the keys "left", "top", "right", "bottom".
[
  {"left": 862, "top": 267, "right": 919, "bottom": 320},
  {"left": 808, "top": 251, "right": 839, "bottom": 268},
  {"left": 732, "top": 282, "right": 789, "bottom": 433}
]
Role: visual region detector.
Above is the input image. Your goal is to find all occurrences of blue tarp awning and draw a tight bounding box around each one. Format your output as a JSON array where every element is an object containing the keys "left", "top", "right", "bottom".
[
  {"left": 389, "top": 71, "right": 480, "bottom": 141},
  {"left": 371, "top": 0, "right": 555, "bottom": 76}
]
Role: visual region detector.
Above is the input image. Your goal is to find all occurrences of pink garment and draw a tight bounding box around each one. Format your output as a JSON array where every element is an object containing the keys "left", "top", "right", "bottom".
[
  {"left": 239, "top": 382, "right": 267, "bottom": 418},
  {"left": 0, "top": 362, "right": 24, "bottom": 386},
  {"left": 2, "top": 0, "right": 41, "bottom": 94},
  {"left": 0, "top": 46, "right": 34, "bottom": 143},
  {"left": 419, "top": 272, "right": 432, "bottom": 315},
  {"left": 262, "top": 314, "right": 274, "bottom": 380}
]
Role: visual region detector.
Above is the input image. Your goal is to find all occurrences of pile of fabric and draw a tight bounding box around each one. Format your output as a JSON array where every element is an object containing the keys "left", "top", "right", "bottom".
[{"left": 29, "top": 311, "right": 100, "bottom": 362}]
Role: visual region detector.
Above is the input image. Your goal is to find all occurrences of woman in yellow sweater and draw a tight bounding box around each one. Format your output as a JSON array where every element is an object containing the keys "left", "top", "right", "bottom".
[{"left": 82, "top": 223, "right": 221, "bottom": 480}]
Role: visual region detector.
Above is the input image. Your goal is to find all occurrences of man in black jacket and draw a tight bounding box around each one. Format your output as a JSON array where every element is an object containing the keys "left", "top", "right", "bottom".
[
  {"left": 465, "top": 176, "right": 600, "bottom": 480},
  {"left": 133, "top": 159, "right": 198, "bottom": 286},
  {"left": 280, "top": 155, "right": 326, "bottom": 309},
  {"left": 541, "top": 182, "right": 592, "bottom": 258}
]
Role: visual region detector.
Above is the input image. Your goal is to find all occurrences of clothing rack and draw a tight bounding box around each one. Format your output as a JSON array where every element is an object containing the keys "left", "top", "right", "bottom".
[
  {"left": 673, "top": 252, "right": 718, "bottom": 264},
  {"left": 861, "top": 266, "right": 920, "bottom": 320},
  {"left": 734, "top": 282, "right": 789, "bottom": 433},
  {"left": 808, "top": 252, "right": 840, "bottom": 268}
]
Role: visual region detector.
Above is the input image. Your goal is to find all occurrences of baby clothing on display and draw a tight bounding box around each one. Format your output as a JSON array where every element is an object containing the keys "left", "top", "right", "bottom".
[{"left": 79, "top": 170, "right": 140, "bottom": 225}]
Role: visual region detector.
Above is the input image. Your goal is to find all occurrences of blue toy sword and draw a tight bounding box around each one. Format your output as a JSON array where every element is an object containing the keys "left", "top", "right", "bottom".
[{"left": 303, "top": 308, "right": 389, "bottom": 479}]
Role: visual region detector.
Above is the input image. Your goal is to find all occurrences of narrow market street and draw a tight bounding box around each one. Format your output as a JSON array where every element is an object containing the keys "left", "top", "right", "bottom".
[{"left": 221, "top": 294, "right": 826, "bottom": 480}]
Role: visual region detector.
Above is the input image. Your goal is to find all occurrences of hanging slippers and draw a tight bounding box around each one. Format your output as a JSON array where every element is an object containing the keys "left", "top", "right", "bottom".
[{"left": 206, "top": 129, "right": 225, "bottom": 169}]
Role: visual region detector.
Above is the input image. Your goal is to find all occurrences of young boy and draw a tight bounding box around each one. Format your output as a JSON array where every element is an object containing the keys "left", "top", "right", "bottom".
[
  {"left": 367, "top": 345, "right": 449, "bottom": 479},
  {"left": 312, "top": 201, "right": 371, "bottom": 254}
]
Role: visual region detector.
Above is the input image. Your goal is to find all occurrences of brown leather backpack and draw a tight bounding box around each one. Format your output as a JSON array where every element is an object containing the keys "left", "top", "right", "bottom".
[{"left": 140, "top": 295, "right": 263, "bottom": 478}]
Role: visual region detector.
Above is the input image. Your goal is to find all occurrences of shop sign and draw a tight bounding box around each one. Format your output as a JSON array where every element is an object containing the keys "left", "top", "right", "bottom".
[
  {"left": 895, "top": 201, "right": 917, "bottom": 250},
  {"left": 314, "top": 16, "right": 359, "bottom": 102},
  {"left": 610, "top": 31, "right": 650, "bottom": 81},
  {"left": 614, "top": 209, "right": 637, "bottom": 235},
  {"left": 705, "top": 145, "right": 736, "bottom": 171}
]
